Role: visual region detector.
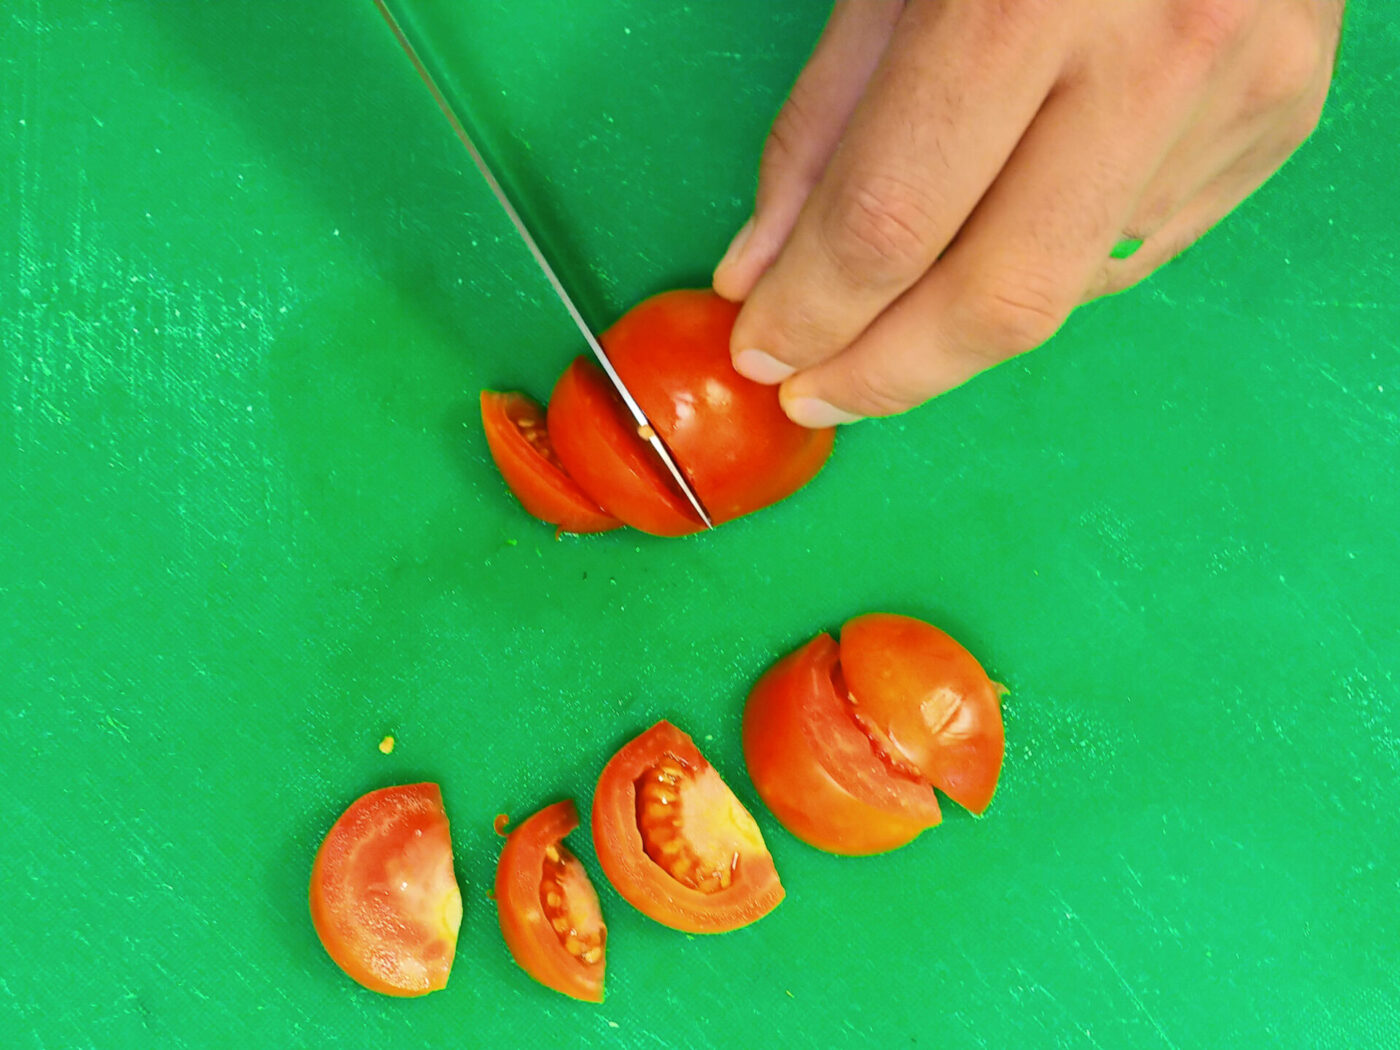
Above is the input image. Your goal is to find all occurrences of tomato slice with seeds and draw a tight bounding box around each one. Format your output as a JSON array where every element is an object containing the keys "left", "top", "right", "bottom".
[
  {"left": 591, "top": 721, "right": 783, "bottom": 933},
  {"left": 744, "top": 635, "right": 942, "bottom": 855},
  {"left": 480, "top": 390, "right": 621, "bottom": 534},
  {"left": 495, "top": 800, "right": 606, "bottom": 1003},
  {"left": 841, "top": 614, "right": 1006, "bottom": 815},
  {"left": 309, "top": 783, "right": 462, "bottom": 996},
  {"left": 547, "top": 358, "right": 703, "bottom": 537},
  {"left": 743, "top": 615, "right": 1005, "bottom": 855}
]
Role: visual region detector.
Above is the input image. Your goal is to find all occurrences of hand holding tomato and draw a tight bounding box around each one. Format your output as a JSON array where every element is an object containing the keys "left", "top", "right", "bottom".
[{"left": 482, "top": 289, "right": 835, "bottom": 535}]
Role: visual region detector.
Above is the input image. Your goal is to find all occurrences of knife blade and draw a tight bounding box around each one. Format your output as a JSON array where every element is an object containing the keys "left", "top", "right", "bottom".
[{"left": 373, "top": 0, "right": 714, "bottom": 530}]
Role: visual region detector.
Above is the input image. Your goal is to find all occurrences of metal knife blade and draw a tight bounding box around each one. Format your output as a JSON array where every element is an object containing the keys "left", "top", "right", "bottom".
[{"left": 373, "top": 0, "right": 714, "bottom": 530}]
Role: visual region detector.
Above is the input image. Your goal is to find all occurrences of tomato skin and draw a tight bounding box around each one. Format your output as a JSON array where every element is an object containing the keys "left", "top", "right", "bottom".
[
  {"left": 591, "top": 721, "right": 784, "bottom": 933},
  {"left": 743, "top": 635, "right": 942, "bottom": 856},
  {"left": 841, "top": 614, "right": 1005, "bottom": 815},
  {"left": 547, "top": 358, "right": 703, "bottom": 536},
  {"left": 495, "top": 800, "right": 606, "bottom": 1003},
  {"left": 309, "top": 783, "right": 462, "bottom": 997},
  {"left": 602, "top": 290, "right": 835, "bottom": 524},
  {"left": 480, "top": 390, "right": 621, "bottom": 534}
]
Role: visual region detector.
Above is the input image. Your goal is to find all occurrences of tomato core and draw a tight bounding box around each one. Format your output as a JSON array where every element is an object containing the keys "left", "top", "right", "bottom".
[{"left": 634, "top": 756, "right": 761, "bottom": 894}]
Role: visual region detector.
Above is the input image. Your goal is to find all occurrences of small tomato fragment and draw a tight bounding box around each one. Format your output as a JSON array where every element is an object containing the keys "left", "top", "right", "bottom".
[
  {"left": 309, "top": 783, "right": 462, "bottom": 996},
  {"left": 592, "top": 721, "right": 783, "bottom": 933},
  {"left": 480, "top": 389, "right": 621, "bottom": 534},
  {"left": 495, "top": 800, "right": 606, "bottom": 1003}
]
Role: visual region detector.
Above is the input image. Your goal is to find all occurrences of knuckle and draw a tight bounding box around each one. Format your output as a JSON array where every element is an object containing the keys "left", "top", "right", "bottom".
[
  {"left": 761, "top": 95, "right": 813, "bottom": 182},
  {"left": 1245, "top": 9, "right": 1325, "bottom": 112},
  {"left": 1170, "top": 0, "right": 1257, "bottom": 57},
  {"left": 958, "top": 269, "right": 1071, "bottom": 356},
  {"left": 820, "top": 172, "right": 940, "bottom": 285},
  {"left": 841, "top": 366, "right": 922, "bottom": 419}
]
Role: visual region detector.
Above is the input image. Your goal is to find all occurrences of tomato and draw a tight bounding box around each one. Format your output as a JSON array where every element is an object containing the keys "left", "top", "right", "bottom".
[
  {"left": 541, "top": 289, "right": 835, "bottom": 535},
  {"left": 840, "top": 614, "right": 1005, "bottom": 815},
  {"left": 309, "top": 783, "right": 462, "bottom": 996},
  {"left": 495, "top": 800, "right": 607, "bottom": 1003},
  {"left": 743, "top": 615, "right": 1004, "bottom": 855},
  {"left": 591, "top": 720, "right": 784, "bottom": 933},
  {"left": 480, "top": 390, "right": 621, "bottom": 534},
  {"left": 744, "top": 635, "right": 942, "bottom": 855}
]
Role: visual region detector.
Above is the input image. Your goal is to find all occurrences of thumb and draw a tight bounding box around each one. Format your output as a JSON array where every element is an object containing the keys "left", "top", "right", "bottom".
[{"left": 713, "top": 1, "right": 902, "bottom": 302}]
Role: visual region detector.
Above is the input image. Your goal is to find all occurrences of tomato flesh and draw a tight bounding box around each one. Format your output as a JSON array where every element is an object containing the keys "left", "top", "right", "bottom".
[
  {"left": 495, "top": 800, "right": 606, "bottom": 1003},
  {"left": 592, "top": 721, "right": 783, "bottom": 933},
  {"left": 841, "top": 614, "right": 1006, "bottom": 815},
  {"left": 744, "top": 635, "right": 942, "bottom": 855},
  {"left": 480, "top": 389, "right": 621, "bottom": 534},
  {"left": 309, "top": 783, "right": 462, "bottom": 996}
]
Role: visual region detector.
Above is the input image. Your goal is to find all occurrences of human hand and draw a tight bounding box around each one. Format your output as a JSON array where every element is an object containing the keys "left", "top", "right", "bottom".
[{"left": 713, "top": 0, "right": 1344, "bottom": 426}]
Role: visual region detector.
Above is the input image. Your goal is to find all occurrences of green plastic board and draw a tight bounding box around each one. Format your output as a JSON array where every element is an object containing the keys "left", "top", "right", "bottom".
[{"left": 3, "top": 2, "right": 1397, "bottom": 1048}]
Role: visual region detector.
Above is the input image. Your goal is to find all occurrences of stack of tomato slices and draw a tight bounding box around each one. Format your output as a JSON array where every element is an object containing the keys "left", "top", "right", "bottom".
[{"left": 481, "top": 289, "right": 835, "bottom": 536}]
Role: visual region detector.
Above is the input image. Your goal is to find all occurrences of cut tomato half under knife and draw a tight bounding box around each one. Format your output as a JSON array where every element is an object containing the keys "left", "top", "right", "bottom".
[
  {"left": 592, "top": 720, "right": 783, "bottom": 933},
  {"left": 480, "top": 390, "right": 621, "bottom": 534},
  {"left": 309, "top": 783, "right": 463, "bottom": 996},
  {"left": 495, "top": 800, "right": 607, "bottom": 1003}
]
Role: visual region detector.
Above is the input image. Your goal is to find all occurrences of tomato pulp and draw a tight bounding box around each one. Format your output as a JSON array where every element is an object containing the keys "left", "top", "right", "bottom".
[
  {"left": 495, "top": 800, "right": 607, "bottom": 1002},
  {"left": 592, "top": 720, "right": 784, "bottom": 932},
  {"left": 743, "top": 615, "right": 1005, "bottom": 855},
  {"left": 309, "top": 783, "right": 463, "bottom": 996}
]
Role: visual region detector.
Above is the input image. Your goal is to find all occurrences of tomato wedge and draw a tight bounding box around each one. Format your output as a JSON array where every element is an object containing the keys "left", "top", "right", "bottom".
[
  {"left": 480, "top": 390, "right": 621, "bottom": 534},
  {"left": 547, "top": 359, "right": 702, "bottom": 536},
  {"left": 495, "top": 800, "right": 607, "bottom": 1003},
  {"left": 744, "top": 635, "right": 942, "bottom": 855},
  {"left": 743, "top": 615, "right": 1005, "bottom": 855},
  {"left": 592, "top": 721, "right": 783, "bottom": 933},
  {"left": 841, "top": 614, "right": 1005, "bottom": 815},
  {"left": 309, "top": 783, "right": 462, "bottom": 996}
]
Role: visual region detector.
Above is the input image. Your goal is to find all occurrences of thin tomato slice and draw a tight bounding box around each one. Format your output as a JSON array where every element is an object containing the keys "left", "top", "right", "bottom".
[
  {"left": 309, "top": 783, "right": 462, "bottom": 996},
  {"left": 744, "top": 634, "right": 942, "bottom": 855},
  {"left": 840, "top": 614, "right": 1005, "bottom": 815},
  {"left": 547, "top": 359, "right": 703, "bottom": 537},
  {"left": 592, "top": 721, "right": 783, "bottom": 933},
  {"left": 480, "top": 390, "right": 621, "bottom": 534},
  {"left": 495, "top": 800, "right": 606, "bottom": 1003}
]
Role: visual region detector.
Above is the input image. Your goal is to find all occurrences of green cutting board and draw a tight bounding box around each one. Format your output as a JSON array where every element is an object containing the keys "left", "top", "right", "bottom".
[{"left": 3, "top": 2, "right": 1397, "bottom": 1047}]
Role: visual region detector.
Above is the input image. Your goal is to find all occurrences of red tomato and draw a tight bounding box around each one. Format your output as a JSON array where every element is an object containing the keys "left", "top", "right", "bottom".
[
  {"left": 743, "top": 615, "right": 1005, "bottom": 855},
  {"left": 480, "top": 390, "right": 621, "bottom": 534},
  {"left": 544, "top": 289, "right": 835, "bottom": 535},
  {"left": 840, "top": 614, "right": 1005, "bottom": 815},
  {"left": 309, "top": 783, "right": 462, "bottom": 996},
  {"left": 592, "top": 720, "right": 784, "bottom": 933},
  {"left": 495, "top": 800, "right": 606, "bottom": 1003}
]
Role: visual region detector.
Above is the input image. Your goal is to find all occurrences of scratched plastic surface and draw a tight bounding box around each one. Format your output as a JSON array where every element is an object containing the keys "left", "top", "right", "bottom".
[{"left": 2, "top": 2, "right": 1397, "bottom": 1048}]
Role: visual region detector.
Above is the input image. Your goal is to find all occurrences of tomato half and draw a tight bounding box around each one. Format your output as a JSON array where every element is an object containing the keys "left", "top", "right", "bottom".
[
  {"left": 495, "top": 800, "right": 606, "bottom": 1003},
  {"left": 546, "top": 290, "right": 835, "bottom": 534},
  {"left": 480, "top": 390, "right": 621, "bottom": 534},
  {"left": 841, "top": 614, "right": 1005, "bottom": 815},
  {"left": 309, "top": 783, "right": 462, "bottom": 996},
  {"left": 591, "top": 720, "right": 784, "bottom": 933},
  {"left": 743, "top": 635, "right": 942, "bottom": 855},
  {"left": 743, "top": 615, "right": 1005, "bottom": 855}
]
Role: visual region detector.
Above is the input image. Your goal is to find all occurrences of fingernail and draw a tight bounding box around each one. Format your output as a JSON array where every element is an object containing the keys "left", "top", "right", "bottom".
[
  {"left": 715, "top": 217, "right": 755, "bottom": 279},
  {"left": 784, "top": 397, "right": 863, "bottom": 428},
  {"left": 733, "top": 348, "right": 796, "bottom": 385}
]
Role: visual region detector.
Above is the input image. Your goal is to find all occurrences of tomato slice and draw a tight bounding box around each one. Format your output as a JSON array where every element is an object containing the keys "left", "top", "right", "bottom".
[
  {"left": 591, "top": 720, "right": 784, "bottom": 933},
  {"left": 743, "top": 634, "right": 943, "bottom": 855},
  {"left": 480, "top": 390, "right": 622, "bottom": 534},
  {"left": 309, "top": 783, "right": 462, "bottom": 996},
  {"left": 840, "top": 614, "right": 1006, "bottom": 815},
  {"left": 601, "top": 290, "right": 835, "bottom": 524},
  {"left": 495, "top": 800, "right": 606, "bottom": 1003},
  {"left": 547, "top": 358, "right": 704, "bottom": 536}
]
